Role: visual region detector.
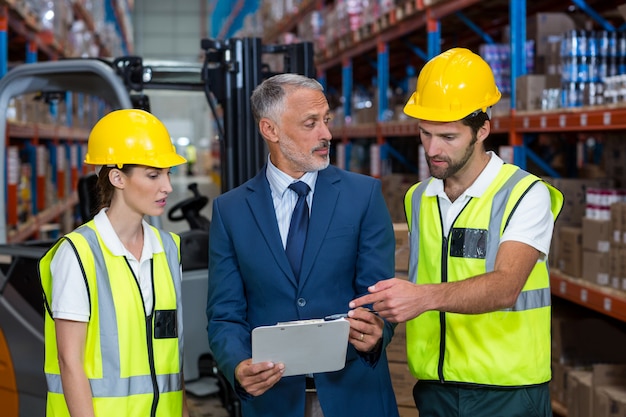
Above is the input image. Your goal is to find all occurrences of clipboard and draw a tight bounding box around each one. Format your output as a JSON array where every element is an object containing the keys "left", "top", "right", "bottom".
[{"left": 251, "top": 318, "right": 350, "bottom": 377}]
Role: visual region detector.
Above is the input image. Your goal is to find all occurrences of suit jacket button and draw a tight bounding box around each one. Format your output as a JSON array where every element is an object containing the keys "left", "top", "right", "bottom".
[{"left": 297, "top": 298, "right": 306, "bottom": 307}]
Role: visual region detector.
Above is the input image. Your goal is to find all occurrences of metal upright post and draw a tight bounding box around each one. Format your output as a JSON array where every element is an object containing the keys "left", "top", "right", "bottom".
[
  {"left": 377, "top": 41, "right": 389, "bottom": 123},
  {"left": 26, "top": 40, "right": 37, "bottom": 64},
  {"left": 509, "top": 0, "right": 526, "bottom": 168},
  {"left": 238, "top": 37, "right": 263, "bottom": 186},
  {"left": 342, "top": 58, "right": 352, "bottom": 124},
  {"left": 426, "top": 9, "right": 441, "bottom": 59},
  {"left": 0, "top": 6, "right": 7, "bottom": 77},
  {"left": 201, "top": 37, "right": 315, "bottom": 192}
]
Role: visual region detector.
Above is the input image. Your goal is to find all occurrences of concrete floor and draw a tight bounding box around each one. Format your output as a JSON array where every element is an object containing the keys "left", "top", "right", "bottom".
[{"left": 188, "top": 394, "right": 230, "bottom": 417}]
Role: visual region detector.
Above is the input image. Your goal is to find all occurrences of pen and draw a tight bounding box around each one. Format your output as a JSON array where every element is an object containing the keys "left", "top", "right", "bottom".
[{"left": 324, "top": 309, "right": 379, "bottom": 321}]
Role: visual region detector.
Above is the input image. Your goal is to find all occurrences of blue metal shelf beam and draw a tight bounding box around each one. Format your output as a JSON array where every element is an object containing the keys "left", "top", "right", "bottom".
[
  {"left": 377, "top": 42, "right": 389, "bottom": 122},
  {"left": 210, "top": 0, "right": 260, "bottom": 39},
  {"left": 571, "top": 0, "right": 615, "bottom": 31},
  {"left": 454, "top": 11, "right": 495, "bottom": 45},
  {"left": 404, "top": 40, "right": 428, "bottom": 62},
  {"left": 0, "top": 7, "right": 6, "bottom": 77},
  {"left": 382, "top": 143, "right": 419, "bottom": 174},
  {"left": 342, "top": 59, "right": 353, "bottom": 122},
  {"left": 26, "top": 41, "right": 37, "bottom": 64},
  {"left": 427, "top": 19, "right": 441, "bottom": 59},
  {"left": 510, "top": 0, "right": 527, "bottom": 112},
  {"left": 105, "top": 0, "right": 129, "bottom": 54}
]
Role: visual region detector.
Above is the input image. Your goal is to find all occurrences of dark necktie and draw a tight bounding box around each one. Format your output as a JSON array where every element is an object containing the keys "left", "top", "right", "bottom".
[{"left": 285, "top": 181, "right": 310, "bottom": 280}]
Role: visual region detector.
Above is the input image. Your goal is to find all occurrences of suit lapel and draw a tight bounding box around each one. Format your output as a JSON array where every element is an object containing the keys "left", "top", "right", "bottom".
[
  {"left": 246, "top": 170, "right": 296, "bottom": 285},
  {"left": 299, "top": 167, "right": 340, "bottom": 287}
]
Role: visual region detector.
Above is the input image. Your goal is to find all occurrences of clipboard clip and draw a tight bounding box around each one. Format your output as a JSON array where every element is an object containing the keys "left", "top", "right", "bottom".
[{"left": 324, "top": 309, "right": 379, "bottom": 321}]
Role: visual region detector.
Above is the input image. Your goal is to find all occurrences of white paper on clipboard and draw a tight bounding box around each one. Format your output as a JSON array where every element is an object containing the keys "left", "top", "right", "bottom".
[{"left": 251, "top": 318, "right": 350, "bottom": 377}]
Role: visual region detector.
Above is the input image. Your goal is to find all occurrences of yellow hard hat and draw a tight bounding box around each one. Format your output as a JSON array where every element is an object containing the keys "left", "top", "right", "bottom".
[
  {"left": 403, "top": 48, "right": 501, "bottom": 122},
  {"left": 84, "top": 109, "right": 187, "bottom": 168}
]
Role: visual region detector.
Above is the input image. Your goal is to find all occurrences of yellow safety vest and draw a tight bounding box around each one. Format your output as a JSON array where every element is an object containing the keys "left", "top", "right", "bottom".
[
  {"left": 39, "top": 221, "right": 184, "bottom": 417},
  {"left": 404, "top": 164, "right": 563, "bottom": 386}
]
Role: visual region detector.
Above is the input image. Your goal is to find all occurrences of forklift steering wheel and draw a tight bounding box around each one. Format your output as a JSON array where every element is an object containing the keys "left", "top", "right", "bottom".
[
  {"left": 167, "top": 195, "right": 208, "bottom": 222},
  {"left": 167, "top": 182, "right": 210, "bottom": 229}
]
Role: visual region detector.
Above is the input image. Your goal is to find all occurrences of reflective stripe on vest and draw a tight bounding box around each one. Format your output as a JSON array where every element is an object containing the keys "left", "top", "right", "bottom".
[{"left": 41, "top": 223, "right": 183, "bottom": 400}]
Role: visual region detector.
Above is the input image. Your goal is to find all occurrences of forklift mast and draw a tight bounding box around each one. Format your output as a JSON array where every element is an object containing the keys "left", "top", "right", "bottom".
[{"left": 201, "top": 37, "right": 315, "bottom": 193}]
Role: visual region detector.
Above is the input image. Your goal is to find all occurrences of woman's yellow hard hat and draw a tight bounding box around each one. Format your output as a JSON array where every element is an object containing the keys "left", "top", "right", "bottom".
[{"left": 84, "top": 109, "right": 187, "bottom": 168}]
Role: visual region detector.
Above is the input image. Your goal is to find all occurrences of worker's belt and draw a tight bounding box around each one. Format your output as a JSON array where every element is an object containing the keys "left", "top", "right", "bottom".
[{"left": 306, "top": 377, "right": 316, "bottom": 392}]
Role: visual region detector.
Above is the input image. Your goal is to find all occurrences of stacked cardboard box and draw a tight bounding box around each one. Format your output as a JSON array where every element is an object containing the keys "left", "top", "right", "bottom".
[
  {"left": 545, "top": 177, "right": 614, "bottom": 273},
  {"left": 582, "top": 217, "right": 611, "bottom": 286},
  {"left": 550, "top": 301, "right": 626, "bottom": 410},
  {"left": 387, "top": 228, "right": 418, "bottom": 416},
  {"left": 608, "top": 202, "right": 626, "bottom": 291},
  {"left": 387, "top": 322, "right": 418, "bottom": 417},
  {"left": 381, "top": 174, "right": 419, "bottom": 223},
  {"left": 394, "top": 223, "right": 409, "bottom": 272},
  {"left": 566, "top": 365, "right": 626, "bottom": 417}
]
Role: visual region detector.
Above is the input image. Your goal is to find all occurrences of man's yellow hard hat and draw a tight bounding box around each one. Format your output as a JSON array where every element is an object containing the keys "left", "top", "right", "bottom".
[{"left": 404, "top": 47, "right": 501, "bottom": 122}]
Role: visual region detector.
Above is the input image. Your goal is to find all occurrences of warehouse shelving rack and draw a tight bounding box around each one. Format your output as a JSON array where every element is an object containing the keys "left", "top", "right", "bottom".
[
  {"left": 267, "top": 0, "right": 625, "bottom": 170},
  {"left": 0, "top": 0, "right": 131, "bottom": 242},
  {"left": 551, "top": 272, "right": 626, "bottom": 323}
]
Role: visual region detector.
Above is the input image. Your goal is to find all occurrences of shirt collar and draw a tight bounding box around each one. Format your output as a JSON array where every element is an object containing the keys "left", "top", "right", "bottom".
[
  {"left": 425, "top": 151, "right": 503, "bottom": 199},
  {"left": 93, "top": 208, "right": 163, "bottom": 258},
  {"left": 265, "top": 155, "right": 318, "bottom": 198}
]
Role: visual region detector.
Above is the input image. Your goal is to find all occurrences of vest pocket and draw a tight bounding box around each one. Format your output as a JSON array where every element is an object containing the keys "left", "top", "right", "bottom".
[
  {"left": 450, "top": 228, "right": 487, "bottom": 259},
  {"left": 154, "top": 309, "right": 178, "bottom": 339}
]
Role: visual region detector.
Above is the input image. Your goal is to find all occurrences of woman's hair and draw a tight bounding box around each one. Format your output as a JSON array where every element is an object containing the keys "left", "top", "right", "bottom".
[
  {"left": 96, "top": 165, "right": 136, "bottom": 210},
  {"left": 250, "top": 73, "right": 324, "bottom": 124}
]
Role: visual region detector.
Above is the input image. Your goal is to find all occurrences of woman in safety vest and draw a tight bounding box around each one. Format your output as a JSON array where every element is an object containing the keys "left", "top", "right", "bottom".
[{"left": 39, "top": 109, "right": 189, "bottom": 417}]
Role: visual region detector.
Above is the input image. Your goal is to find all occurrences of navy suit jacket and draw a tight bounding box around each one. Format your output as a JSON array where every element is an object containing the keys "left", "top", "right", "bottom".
[{"left": 207, "top": 165, "right": 399, "bottom": 417}]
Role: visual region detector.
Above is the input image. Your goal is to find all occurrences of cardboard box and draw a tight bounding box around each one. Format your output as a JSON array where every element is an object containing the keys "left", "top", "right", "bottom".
[
  {"left": 389, "top": 362, "right": 417, "bottom": 408},
  {"left": 583, "top": 250, "right": 609, "bottom": 286},
  {"left": 567, "top": 369, "right": 593, "bottom": 417},
  {"left": 394, "top": 223, "right": 410, "bottom": 272},
  {"left": 381, "top": 174, "right": 419, "bottom": 223},
  {"left": 528, "top": 13, "right": 577, "bottom": 57},
  {"left": 552, "top": 310, "right": 626, "bottom": 366},
  {"left": 610, "top": 202, "right": 624, "bottom": 247},
  {"left": 558, "top": 226, "right": 582, "bottom": 278},
  {"left": 545, "top": 178, "right": 615, "bottom": 226},
  {"left": 582, "top": 218, "right": 611, "bottom": 253},
  {"left": 516, "top": 74, "right": 546, "bottom": 111},
  {"left": 615, "top": 202, "right": 626, "bottom": 247},
  {"left": 621, "top": 248, "right": 626, "bottom": 291},
  {"left": 593, "top": 364, "right": 626, "bottom": 387},
  {"left": 515, "top": 74, "right": 561, "bottom": 111},
  {"left": 588, "top": 364, "right": 626, "bottom": 417},
  {"left": 594, "top": 386, "right": 626, "bottom": 417},
  {"left": 610, "top": 247, "right": 621, "bottom": 290},
  {"left": 551, "top": 361, "right": 574, "bottom": 405},
  {"left": 386, "top": 322, "right": 407, "bottom": 363}
]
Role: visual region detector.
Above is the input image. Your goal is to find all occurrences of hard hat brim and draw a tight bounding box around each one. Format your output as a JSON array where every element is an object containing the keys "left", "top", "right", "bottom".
[{"left": 403, "top": 91, "right": 502, "bottom": 122}]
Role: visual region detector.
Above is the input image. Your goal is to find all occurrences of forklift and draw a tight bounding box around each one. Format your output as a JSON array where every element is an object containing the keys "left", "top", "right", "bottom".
[{"left": 0, "top": 37, "right": 314, "bottom": 417}]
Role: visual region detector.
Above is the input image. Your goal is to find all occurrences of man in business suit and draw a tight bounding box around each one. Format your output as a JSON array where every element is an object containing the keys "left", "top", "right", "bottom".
[{"left": 206, "top": 73, "right": 399, "bottom": 417}]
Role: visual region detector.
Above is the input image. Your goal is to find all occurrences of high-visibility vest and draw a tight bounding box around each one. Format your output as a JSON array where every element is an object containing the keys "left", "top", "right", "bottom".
[
  {"left": 404, "top": 164, "right": 563, "bottom": 386},
  {"left": 39, "top": 221, "right": 184, "bottom": 417}
]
